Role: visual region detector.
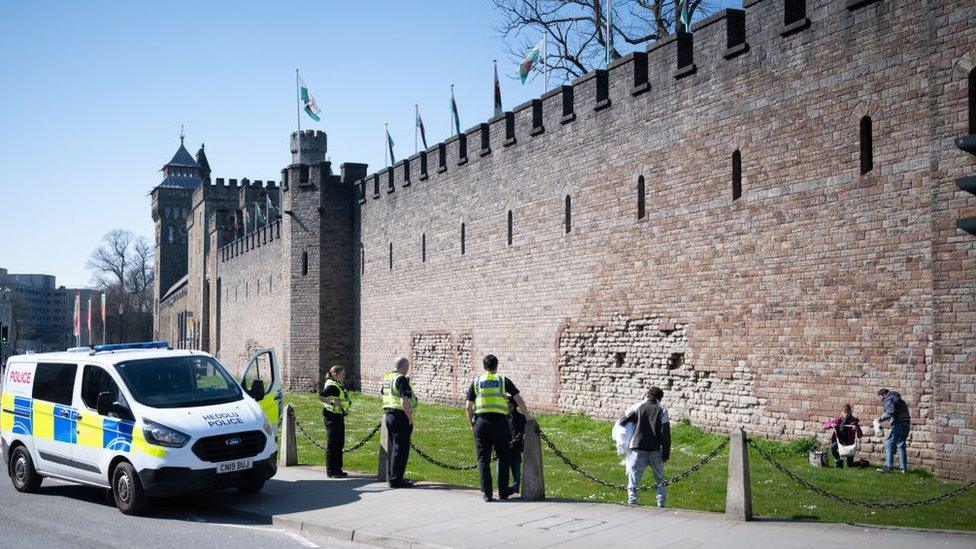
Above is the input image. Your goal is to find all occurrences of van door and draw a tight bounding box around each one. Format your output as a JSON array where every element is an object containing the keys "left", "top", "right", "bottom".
[
  {"left": 74, "top": 364, "right": 133, "bottom": 485},
  {"left": 239, "top": 349, "right": 282, "bottom": 427},
  {"left": 30, "top": 362, "right": 79, "bottom": 477}
]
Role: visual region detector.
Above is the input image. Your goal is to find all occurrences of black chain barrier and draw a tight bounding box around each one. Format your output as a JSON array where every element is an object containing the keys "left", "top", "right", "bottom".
[
  {"left": 293, "top": 416, "right": 381, "bottom": 454},
  {"left": 748, "top": 439, "right": 976, "bottom": 509},
  {"left": 409, "top": 442, "right": 483, "bottom": 471},
  {"left": 538, "top": 429, "right": 729, "bottom": 491}
]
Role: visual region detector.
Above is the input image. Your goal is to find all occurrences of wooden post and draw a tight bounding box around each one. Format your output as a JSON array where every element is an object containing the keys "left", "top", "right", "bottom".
[
  {"left": 278, "top": 404, "right": 298, "bottom": 467},
  {"left": 377, "top": 416, "right": 389, "bottom": 481},
  {"left": 725, "top": 426, "right": 752, "bottom": 521},
  {"left": 521, "top": 418, "right": 545, "bottom": 501}
]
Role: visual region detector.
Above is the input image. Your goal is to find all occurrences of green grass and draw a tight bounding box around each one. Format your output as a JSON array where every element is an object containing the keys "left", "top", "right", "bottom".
[{"left": 285, "top": 392, "right": 976, "bottom": 531}]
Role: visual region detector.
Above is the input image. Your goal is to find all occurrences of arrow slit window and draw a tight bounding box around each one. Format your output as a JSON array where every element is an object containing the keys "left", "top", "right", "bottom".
[{"left": 859, "top": 116, "right": 873, "bottom": 175}]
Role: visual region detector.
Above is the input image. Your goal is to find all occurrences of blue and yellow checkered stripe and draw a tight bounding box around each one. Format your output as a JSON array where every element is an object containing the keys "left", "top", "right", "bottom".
[{"left": 2, "top": 396, "right": 161, "bottom": 457}]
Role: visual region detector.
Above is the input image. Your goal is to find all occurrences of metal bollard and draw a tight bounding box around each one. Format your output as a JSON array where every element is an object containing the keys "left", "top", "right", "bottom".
[
  {"left": 725, "top": 426, "right": 752, "bottom": 521},
  {"left": 377, "top": 416, "right": 389, "bottom": 482},
  {"left": 521, "top": 418, "right": 545, "bottom": 501},
  {"left": 278, "top": 404, "right": 298, "bottom": 467}
]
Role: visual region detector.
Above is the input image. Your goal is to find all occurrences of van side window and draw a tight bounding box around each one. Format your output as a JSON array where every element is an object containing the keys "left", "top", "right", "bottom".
[
  {"left": 81, "top": 365, "right": 121, "bottom": 411},
  {"left": 32, "top": 363, "right": 77, "bottom": 406}
]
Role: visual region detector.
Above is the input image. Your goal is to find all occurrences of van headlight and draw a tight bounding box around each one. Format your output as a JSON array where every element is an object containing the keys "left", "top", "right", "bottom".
[
  {"left": 262, "top": 416, "right": 274, "bottom": 437},
  {"left": 143, "top": 419, "right": 190, "bottom": 448}
]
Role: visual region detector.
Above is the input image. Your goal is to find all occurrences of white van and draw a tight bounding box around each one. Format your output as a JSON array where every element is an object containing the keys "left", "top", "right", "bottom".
[{"left": 0, "top": 342, "right": 282, "bottom": 515}]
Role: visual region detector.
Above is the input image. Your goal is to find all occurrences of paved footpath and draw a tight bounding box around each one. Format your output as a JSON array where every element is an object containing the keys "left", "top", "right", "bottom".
[{"left": 209, "top": 466, "right": 976, "bottom": 549}]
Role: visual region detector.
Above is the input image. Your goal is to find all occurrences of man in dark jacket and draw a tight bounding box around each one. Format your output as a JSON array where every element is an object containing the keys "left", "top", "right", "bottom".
[
  {"left": 619, "top": 386, "right": 671, "bottom": 507},
  {"left": 876, "top": 388, "right": 911, "bottom": 473}
]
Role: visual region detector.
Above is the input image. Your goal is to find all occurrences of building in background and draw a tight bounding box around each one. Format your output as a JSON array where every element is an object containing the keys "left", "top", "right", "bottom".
[{"left": 0, "top": 267, "right": 99, "bottom": 352}]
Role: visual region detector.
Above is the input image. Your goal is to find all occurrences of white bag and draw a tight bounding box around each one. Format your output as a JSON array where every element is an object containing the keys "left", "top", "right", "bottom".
[
  {"left": 837, "top": 439, "right": 858, "bottom": 458},
  {"left": 611, "top": 421, "right": 635, "bottom": 466}
]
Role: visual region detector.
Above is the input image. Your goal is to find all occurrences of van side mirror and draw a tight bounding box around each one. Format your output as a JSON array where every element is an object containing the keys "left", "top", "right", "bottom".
[
  {"left": 96, "top": 391, "right": 114, "bottom": 416},
  {"left": 247, "top": 379, "right": 266, "bottom": 400}
]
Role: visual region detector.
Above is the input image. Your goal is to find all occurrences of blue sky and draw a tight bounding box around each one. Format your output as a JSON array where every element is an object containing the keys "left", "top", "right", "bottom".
[{"left": 0, "top": 1, "right": 737, "bottom": 288}]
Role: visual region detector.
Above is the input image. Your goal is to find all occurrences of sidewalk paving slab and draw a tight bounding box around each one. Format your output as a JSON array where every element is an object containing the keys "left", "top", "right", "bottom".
[{"left": 207, "top": 466, "right": 976, "bottom": 549}]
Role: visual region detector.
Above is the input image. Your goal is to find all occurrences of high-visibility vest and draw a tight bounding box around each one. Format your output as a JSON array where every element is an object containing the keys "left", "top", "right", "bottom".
[
  {"left": 473, "top": 373, "right": 508, "bottom": 415},
  {"left": 381, "top": 372, "right": 418, "bottom": 410},
  {"left": 322, "top": 379, "right": 351, "bottom": 415}
]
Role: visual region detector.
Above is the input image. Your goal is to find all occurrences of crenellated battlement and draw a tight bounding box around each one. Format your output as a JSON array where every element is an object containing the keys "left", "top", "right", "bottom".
[
  {"left": 217, "top": 219, "right": 283, "bottom": 263},
  {"left": 353, "top": 0, "right": 891, "bottom": 205}
]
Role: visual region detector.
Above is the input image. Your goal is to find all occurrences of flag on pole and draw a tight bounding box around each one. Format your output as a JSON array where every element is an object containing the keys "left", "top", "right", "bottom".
[
  {"left": 256, "top": 204, "right": 268, "bottom": 226},
  {"left": 243, "top": 205, "right": 252, "bottom": 234},
  {"left": 86, "top": 296, "right": 92, "bottom": 346},
  {"left": 387, "top": 126, "right": 396, "bottom": 165},
  {"left": 298, "top": 73, "right": 322, "bottom": 122},
  {"left": 266, "top": 194, "right": 279, "bottom": 221},
  {"left": 73, "top": 293, "right": 81, "bottom": 347},
  {"left": 493, "top": 60, "right": 503, "bottom": 116},
  {"left": 679, "top": 0, "right": 690, "bottom": 32},
  {"left": 450, "top": 86, "right": 461, "bottom": 136},
  {"left": 416, "top": 106, "right": 428, "bottom": 150},
  {"left": 519, "top": 39, "right": 545, "bottom": 84},
  {"left": 100, "top": 293, "right": 106, "bottom": 345}
]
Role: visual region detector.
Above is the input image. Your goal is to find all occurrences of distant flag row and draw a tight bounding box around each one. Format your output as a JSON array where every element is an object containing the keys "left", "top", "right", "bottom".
[{"left": 72, "top": 292, "right": 108, "bottom": 346}]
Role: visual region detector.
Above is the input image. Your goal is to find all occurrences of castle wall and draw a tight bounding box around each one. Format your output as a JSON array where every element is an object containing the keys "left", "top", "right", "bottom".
[
  {"left": 216, "top": 221, "right": 289, "bottom": 378},
  {"left": 356, "top": 0, "right": 976, "bottom": 480}
]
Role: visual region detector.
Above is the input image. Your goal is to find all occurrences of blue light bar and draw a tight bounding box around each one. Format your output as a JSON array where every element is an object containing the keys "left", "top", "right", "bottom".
[{"left": 92, "top": 341, "right": 170, "bottom": 352}]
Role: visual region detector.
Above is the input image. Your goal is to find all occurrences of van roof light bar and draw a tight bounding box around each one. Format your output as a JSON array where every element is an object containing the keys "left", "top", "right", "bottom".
[{"left": 91, "top": 341, "right": 170, "bottom": 354}]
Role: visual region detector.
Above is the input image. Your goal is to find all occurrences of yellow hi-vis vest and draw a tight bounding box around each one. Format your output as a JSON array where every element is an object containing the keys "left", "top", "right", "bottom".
[
  {"left": 381, "top": 372, "right": 418, "bottom": 410},
  {"left": 473, "top": 373, "right": 508, "bottom": 415},
  {"left": 322, "top": 379, "right": 351, "bottom": 415}
]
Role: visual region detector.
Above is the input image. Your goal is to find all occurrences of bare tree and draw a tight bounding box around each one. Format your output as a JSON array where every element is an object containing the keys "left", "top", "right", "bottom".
[
  {"left": 86, "top": 230, "right": 154, "bottom": 342},
  {"left": 494, "top": 0, "right": 715, "bottom": 83}
]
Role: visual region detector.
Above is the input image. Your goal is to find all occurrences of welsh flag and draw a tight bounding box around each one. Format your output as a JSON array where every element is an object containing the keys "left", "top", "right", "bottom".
[
  {"left": 298, "top": 74, "right": 322, "bottom": 122},
  {"left": 679, "top": 0, "right": 691, "bottom": 31},
  {"left": 387, "top": 128, "right": 396, "bottom": 165},
  {"left": 519, "top": 39, "right": 544, "bottom": 84},
  {"left": 416, "top": 106, "right": 428, "bottom": 149}
]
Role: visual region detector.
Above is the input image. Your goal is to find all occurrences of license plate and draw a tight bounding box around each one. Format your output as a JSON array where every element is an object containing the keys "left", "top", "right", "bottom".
[{"left": 216, "top": 459, "right": 253, "bottom": 474}]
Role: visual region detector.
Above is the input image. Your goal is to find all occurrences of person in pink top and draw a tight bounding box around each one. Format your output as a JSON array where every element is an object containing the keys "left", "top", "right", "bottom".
[{"left": 823, "top": 404, "right": 863, "bottom": 468}]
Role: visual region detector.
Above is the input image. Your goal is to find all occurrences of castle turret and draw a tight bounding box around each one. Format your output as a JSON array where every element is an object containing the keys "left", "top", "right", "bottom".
[{"left": 290, "top": 130, "right": 327, "bottom": 164}]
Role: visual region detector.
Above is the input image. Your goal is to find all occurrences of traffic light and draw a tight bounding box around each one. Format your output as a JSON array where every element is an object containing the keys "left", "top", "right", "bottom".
[{"left": 956, "top": 134, "right": 976, "bottom": 236}]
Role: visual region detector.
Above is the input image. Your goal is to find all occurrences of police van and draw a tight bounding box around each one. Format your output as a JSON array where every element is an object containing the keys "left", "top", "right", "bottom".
[{"left": 0, "top": 342, "right": 282, "bottom": 515}]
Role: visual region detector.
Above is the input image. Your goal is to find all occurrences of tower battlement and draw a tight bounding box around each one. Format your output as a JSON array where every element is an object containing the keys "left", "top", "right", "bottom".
[{"left": 290, "top": 130, "right": 327, "bottom": 165}]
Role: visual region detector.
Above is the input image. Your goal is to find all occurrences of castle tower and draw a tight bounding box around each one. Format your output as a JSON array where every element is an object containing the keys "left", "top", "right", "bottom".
[
  {"left": 290, "top": 130, "right": 327, "bottom": 164},
  {"left": 151, "top": 134, "right": 201, "bottom": 337}
]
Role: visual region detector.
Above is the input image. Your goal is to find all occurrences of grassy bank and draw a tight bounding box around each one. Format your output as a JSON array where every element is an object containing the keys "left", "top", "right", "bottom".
[{"left": 285, "top": 392, "right": 976, "bottom": 531}]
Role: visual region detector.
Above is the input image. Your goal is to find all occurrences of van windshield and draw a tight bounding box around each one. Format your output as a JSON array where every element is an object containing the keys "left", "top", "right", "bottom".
[{"left": 114, "top": 355, "right": 243, "bottom": 409}]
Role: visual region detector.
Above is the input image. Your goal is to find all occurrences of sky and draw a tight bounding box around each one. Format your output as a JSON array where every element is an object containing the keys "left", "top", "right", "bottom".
[{"left": 0, "top": 0, "right": 738, "bottom": 288}]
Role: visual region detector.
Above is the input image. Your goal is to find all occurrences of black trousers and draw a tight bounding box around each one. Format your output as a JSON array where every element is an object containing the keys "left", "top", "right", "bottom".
[
  {"left": 473, "top": 415, "right": 511, "bottom": 498},
  {"left": 385, "top": 410, "right": 413, "bottom": 485},
  {"left": 323, "top": 411, "right": 345, "bottom": 475},
  {"left": 830, "top": 441, "right": 855, "bottom": 467}
]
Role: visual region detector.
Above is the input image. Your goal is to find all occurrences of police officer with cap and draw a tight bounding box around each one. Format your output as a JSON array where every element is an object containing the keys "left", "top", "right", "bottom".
[
  {"left": 319, "top": 364, "right": 351, "bottom": 478},
  {"left": 382, "top": 356, "right": 417, "bottom": 488},
  {"left": 465, "top": 354, "right": 531, "bottom": 502}
]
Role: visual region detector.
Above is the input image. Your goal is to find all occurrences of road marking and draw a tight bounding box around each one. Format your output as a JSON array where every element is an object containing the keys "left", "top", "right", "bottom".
[{"left": 188, "top": 513, "right": 319, "bottom": 547}]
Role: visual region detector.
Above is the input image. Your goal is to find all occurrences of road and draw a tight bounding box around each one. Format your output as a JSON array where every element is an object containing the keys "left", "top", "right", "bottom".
[{"left": 0, "top": 474, "right": 364, "bottom": 549}]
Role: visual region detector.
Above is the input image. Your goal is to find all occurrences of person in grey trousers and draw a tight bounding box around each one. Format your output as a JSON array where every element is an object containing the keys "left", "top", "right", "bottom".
[{"left": 619, "top": 386, "right": 671, "bottom": 507}]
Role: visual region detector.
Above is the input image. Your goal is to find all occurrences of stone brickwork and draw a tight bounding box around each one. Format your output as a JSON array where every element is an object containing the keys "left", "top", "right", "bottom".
[{"left": 154, "top": 0, "right": 976, "bottom": 480}]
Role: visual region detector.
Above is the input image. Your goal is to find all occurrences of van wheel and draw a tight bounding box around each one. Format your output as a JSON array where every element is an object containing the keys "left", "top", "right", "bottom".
[
  {"left": 112, "top": 462, "right": 149, "bottom": 515},
  {"left": 10, "top": 447, "right": 42, "bottom": 493},
  {"left": 236, "top": 480, "right": 265, "bottom": 494}
]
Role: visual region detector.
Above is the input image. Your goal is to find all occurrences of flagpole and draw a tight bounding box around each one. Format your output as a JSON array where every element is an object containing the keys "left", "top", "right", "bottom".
[
  {"left": 543, "top": 33, "right": 548, "bottom": 93},
  {"left": 605, "top": 0, "right": 611, "bottom": 67},
  {"left": 385, "top": 123, "right": 389, "bottom": 168},
  {"left": 295, "top": 69, "right": 301, "bottom": 135},
  {"left": 414, "top": 105, "right": 418, "bottom": 154},
  {"left": 450, "top": 84, "right": 454, "bottom": 137}
]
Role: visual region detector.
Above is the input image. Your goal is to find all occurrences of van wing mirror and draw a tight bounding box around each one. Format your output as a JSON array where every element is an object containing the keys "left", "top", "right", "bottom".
[
  {"left": 247, "top": 379, "right": 266, "bottom": 400},
  {"left": 96, "top": 391, "right": 114, "bottom": 416}
]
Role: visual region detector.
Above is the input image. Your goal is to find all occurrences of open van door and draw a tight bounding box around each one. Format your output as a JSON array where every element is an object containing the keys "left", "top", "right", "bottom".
[{"left": 239, "top": 349, "right": 282, "bottom": 427}]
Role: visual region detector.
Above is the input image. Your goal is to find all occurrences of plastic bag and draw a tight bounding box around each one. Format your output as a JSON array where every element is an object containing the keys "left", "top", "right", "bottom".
[{"left": 611, "top": 421, "right": 635, "bottom": 466}]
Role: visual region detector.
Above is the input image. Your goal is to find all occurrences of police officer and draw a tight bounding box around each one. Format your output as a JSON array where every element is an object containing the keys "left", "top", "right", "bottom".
[
  {"left": 382, "top": 356, "right": 416, "bottom": 488},
  {"left": 319, "top": 365, "right": 351, "bottom": 478},
  {"left": 465, "top": 354, "right": 531, "bottom": 502}
]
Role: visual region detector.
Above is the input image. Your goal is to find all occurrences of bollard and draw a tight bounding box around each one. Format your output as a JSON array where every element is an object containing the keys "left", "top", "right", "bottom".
[
  {"left": 725, "top": 426, "right": 752, "bottom": 521},
  {"left": 377, "top": 416, "right": 389, "bottom": 482},
  {"left": 521, "top": 418, "right": 545, "bottom": 501},
  {"left": 278, "top": 404, "right": 298, "bottom": 467}
]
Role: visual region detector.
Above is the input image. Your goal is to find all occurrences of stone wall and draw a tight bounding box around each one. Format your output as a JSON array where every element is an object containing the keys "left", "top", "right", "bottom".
[{"left": 356, "top": 0, "right": 976, "bottom": 480}]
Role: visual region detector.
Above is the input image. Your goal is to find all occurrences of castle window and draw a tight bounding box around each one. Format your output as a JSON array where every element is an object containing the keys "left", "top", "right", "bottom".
[
  {"left": 507, "top": 210, "right": 513, "bottom": 246},
  {"left": 784, "top": 0, "right": 806, "bottom": 26},
  {"left": 360, "top": 243, "right": 365, "bottom": 274},
  {"left": 564, "top": 195, "right": 572, "bottom": 234},
  {"left": 460, "top": 223, "right": 466, "bottom": 255},
  {"left": 299, "top": 165, "right": 310, "bottom": 184},
  {"left": 637, "top": 176, "right": 646, "bottom": 219},
  {"left": 969, "top": 68, "right": 975, "bottom": 135},
  {"left": 301, "top": 252, "right": 309, "bottom": 276},
  {"left": 859, "top": 116, "right": 873, "bottom": 175},
  {"left": 422, "top": 233, "right": 427, "bottom": 263},
  {"left": 732, "top": 150, "right": 742, "bottom": 201},
  {"left": 389, "top": 242, "right": 393, "bottom": 270}
]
